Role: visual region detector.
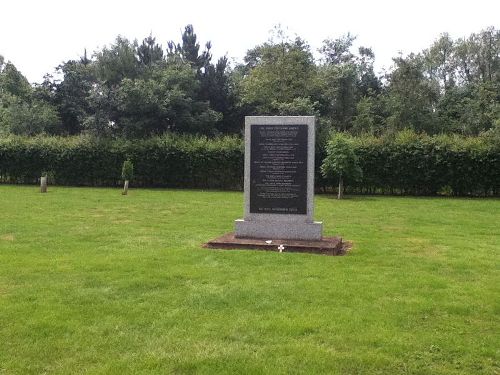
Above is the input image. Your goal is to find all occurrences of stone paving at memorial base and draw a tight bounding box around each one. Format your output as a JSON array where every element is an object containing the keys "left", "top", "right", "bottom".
[{"left": 204, "top": 233, "right": 346, "bottom": 256}]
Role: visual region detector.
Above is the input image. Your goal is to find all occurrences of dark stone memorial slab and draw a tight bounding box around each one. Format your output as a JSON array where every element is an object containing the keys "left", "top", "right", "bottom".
[{"left": 249, "top": 124, "right": 308, "bottom": 215}]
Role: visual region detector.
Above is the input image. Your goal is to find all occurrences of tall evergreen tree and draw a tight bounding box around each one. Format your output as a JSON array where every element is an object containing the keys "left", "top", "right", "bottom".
[
  {"left": 167, "top": 25, "right": 234, "bottom": 133},
  {"left": 137, "top": 35, "right": 164, "bottom": 67},
  {"left": 168, "top": 25, "right": 211, "bottom": 74}
]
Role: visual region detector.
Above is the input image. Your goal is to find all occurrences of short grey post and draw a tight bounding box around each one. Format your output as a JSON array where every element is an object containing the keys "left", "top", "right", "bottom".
[
  {"left": 122, "top": 180, "right": 129, "bottom": 195},
  {"left": 40, "top": 176, "right": 47, "bottom": 193},
  {"left": 235, "top": 116, "right": 322, "bottom": 240}
]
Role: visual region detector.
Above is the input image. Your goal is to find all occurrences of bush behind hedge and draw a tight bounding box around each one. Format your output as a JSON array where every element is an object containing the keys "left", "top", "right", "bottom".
[{"left": 0, "top": 132, "right": 498, "bottom": 195}]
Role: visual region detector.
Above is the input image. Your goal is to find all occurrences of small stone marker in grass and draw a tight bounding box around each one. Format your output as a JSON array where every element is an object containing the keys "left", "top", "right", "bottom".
[
  {"left": 205, "top": 116, "right": 345, "bottom": 255},
  {"left": 40, "top": 175, "right": 47, "bottom": 193}
]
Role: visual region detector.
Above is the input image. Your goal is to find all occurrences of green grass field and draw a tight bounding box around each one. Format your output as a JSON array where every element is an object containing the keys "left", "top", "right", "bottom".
[{"left": 0, "top": 185, "right": 498, "bottom": 374}]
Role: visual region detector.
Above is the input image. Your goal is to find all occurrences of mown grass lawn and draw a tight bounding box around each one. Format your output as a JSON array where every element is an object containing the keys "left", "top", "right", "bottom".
[{"left": 0, "top": 185, "right": 498, "bottom": 374}]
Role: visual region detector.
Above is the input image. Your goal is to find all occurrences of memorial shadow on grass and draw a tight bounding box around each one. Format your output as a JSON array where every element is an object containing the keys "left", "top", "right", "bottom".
[{"left": 0, "top": 185, "right": 498, "bottom": 374}]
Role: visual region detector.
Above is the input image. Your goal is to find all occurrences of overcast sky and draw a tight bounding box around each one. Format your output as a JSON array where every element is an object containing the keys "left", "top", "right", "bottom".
[{"left": 1, "top": 0, "right": 498, "bottom": 83}]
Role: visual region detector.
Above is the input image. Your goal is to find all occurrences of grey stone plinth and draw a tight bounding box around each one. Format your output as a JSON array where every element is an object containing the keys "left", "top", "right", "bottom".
[{"left": 235, "top": 219, "right": 323, "bottom": 241}]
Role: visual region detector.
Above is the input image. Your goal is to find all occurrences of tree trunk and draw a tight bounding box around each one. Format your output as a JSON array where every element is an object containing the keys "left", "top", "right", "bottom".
[
  {"left": 338, "top": 176, "right": 344, "bottom": 200},
  {"left": 122, "top": 180, "right": 129, "bottom": 195},
  {"left": 40, "top": 176, "right": 47, "bottom": 193}
]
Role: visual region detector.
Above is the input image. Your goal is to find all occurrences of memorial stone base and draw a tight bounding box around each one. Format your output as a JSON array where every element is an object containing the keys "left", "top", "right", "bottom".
[{"left": 235, "top": 219, "right": 322, "bottom": 241}]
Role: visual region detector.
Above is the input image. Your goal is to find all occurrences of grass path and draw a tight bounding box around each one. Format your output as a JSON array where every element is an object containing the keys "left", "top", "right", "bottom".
[{"left": 0, "top": 186, "right": 498, "bottom": 374}]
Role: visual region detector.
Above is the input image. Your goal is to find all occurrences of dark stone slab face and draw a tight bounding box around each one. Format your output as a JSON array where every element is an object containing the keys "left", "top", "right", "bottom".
[{"left": 249, "top": 124, "right": 308, "bottom": 214}]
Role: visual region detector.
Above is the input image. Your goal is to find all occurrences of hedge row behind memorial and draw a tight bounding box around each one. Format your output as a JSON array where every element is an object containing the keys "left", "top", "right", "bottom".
[
  {"left": 0, "top": 135, "right": 244, "bottom": 190},
  {"left": 347, "top": 132, "right": 500, "bottom": 196},
  {"left": 0, "top": 132, "right": 498, "bottom": 195}
]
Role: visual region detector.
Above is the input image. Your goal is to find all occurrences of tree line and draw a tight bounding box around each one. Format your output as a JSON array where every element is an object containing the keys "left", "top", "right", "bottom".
[{"left": 0, "top": 25, "right": 498, "bottom": 139}]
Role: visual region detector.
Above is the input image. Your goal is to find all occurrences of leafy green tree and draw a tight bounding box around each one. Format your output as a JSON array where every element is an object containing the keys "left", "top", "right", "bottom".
[
  {"left": 0, "top": 61, "right": 31, "bottom": 99},
  {"left": 115, "top": 60, "right": 220, "bottom": 137},
  {"left": 385, "top": 54, "right": 440, "bottom": 133},
  {"left": 272, "top": 97, "right": 319, "bottom": 116},
  {"left": 1, "top": 94, "right": 61, "bottom": 135},
  {"left": 95, "top": 36, "right": 140, "bottom": 86},
  {"left": 241, "top": 28, "right": 318, "bottom": 114},
  {"left": 321, "top": 132, "right": 362, "bottom": 199},
  {"left": 357, "top": 47, "right": 381, "bottom": 97},
  {"left": 81, "top": 81, "right": 115, "bottom": 137},
  {"left": 77, "top": 37, "right": 142, "bottom": 136},
  {"left": 0, "top": 60, "right": 62, "bottom": 135},
  {"left": 472, "top": 27, "right": 499, "bottom": 83},
  {"left": 52, "top": 58, "right": 96, "bottom": 134},
  {"left": 317, "top": 63, "right": 358, "bottom": 131},
  {"left": 424, "top": 33, "right": 456, "bottom": 92},
  {"left": 428, "top": 28, "right": 499, "bottom": 135},
  {"left": 452, "top": 27, "right": 499, "bottom": 86},
  {"left": 318, "top": 34, "right": 381, "bottom": 133},
  {"left": 320, "top": 33, "right": 356, "bottom": 65},
  {"left": 351, "top": 94, "right": 387, "bottom": 135}
]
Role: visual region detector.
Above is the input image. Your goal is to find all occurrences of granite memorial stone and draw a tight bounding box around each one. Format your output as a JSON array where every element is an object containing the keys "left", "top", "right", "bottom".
[{"left": 235, "top": 116, "right": 323, "bottom": 240}]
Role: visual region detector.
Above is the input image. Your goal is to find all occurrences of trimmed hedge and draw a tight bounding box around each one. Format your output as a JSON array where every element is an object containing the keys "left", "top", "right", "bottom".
[
  {"left": 0, "top": 132, "right": 498, "bottom": 195},
  {"left": 346, "top": 132, "right": 500, "bottom": 196},
  {"left": 0, "top": 135, "right": 244, "bottom": 190}
]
